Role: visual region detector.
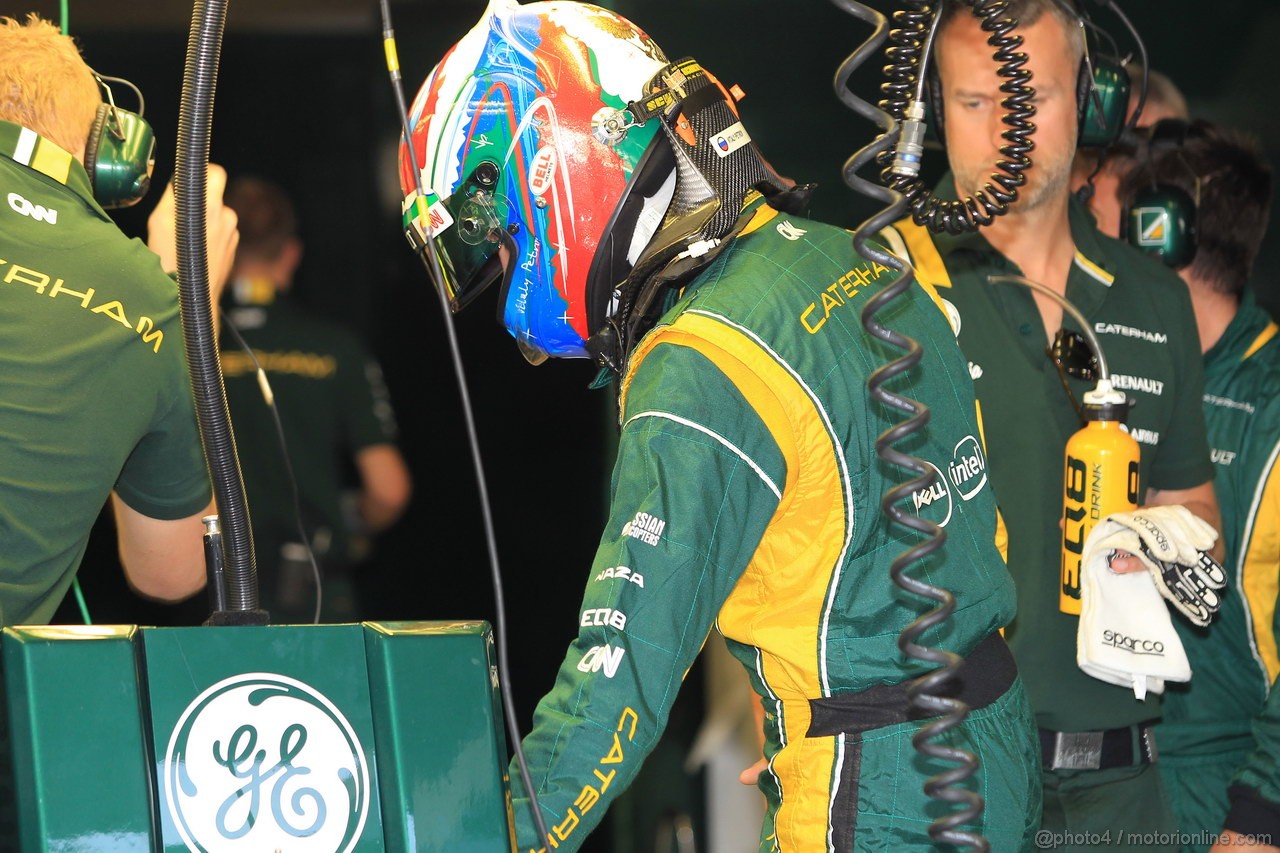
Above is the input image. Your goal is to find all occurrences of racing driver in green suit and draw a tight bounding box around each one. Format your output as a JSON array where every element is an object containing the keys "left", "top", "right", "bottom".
[{"left": 397, "top": 2, "right": 1041, "bottom": 849}]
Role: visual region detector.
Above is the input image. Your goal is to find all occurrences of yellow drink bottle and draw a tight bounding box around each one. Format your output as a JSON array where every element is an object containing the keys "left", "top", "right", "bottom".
[{"left": 1060, "top": 386, "right": 1141, "bottom": 615}]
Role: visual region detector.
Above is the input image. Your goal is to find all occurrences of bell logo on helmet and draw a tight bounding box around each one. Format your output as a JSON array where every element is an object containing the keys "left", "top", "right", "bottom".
[
  {"left": 163, "top": 672, "right": 370, "bottom": 850},
  {"left": 528, "top": 146, "right": 558, "bottom": 197}
]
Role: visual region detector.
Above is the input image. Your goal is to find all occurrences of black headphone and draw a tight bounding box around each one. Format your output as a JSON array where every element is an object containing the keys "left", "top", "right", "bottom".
[
  {"left": 84, "top": 74, "right": 155, "bottom": 209},
  {"left": 1121, "top": 118, "right": 1199, "bottom": 268},
  {"left": 926, "top": 0, "right": 1129, "bottom": 149}
]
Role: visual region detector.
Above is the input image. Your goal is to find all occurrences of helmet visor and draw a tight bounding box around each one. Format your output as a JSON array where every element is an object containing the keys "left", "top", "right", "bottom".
[{"left": 403, "top": 160, "right": 512, "bottom": 312}]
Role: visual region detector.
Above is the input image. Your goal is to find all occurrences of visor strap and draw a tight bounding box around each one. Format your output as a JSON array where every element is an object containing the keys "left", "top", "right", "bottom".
[{"left": 628, "top": 59, "right": 707, "bottom": 123}]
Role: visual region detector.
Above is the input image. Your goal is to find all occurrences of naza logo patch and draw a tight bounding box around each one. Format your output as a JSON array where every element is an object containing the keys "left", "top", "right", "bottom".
[{"left": 163, "top": 672, "right": 370, "bottom": 851}]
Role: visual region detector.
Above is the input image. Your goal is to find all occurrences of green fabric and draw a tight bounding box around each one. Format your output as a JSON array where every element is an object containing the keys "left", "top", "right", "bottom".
[
  {"left": 1152, "top": 292, "right": 1280, "bottom": 834},
  {"left": 840, "top": 680, "right": 1041, "bottom": 852},
  {"left": 886, "top": 190, "right": 1213, "bottom": 733},
  {"left": 1040, "top": 762, "right": 1180, "bottom": 851},
  {"left": 1160, "top": 748, "right": 1253, "bottom": 852},
  {"left": 221, "top": 295, "right": 398, "bottom": 569},
  {"left": 509, "top": 204, "right": 1037, "bottom": 851},
  {"left": 0, "top": 121, "right": 209, "bottom": 627}
]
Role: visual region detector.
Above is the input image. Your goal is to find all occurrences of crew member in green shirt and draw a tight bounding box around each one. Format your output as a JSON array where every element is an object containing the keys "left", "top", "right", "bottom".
[
  {"left": 0, "top": 14, "right": 238, "bottom": 841},
  {"left": 0, "top": 14, "right": 238, "bottom": 628},
  {"left": 880, "top": 2, "right": 1222, "bottom": 848},
  {"left": 1116, "top": 121, "right": 1280, "bottom": 853},
  {"left": 220, "top": 177, "right": 411, "bottom": 622}
]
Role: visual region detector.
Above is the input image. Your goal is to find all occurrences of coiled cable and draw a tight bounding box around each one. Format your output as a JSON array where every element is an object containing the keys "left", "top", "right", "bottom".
[
  {"left": 830, "top": 0, "right": 1035, "bottom": 848},
  {"left": 879, "top": 0, "right": 1036, "bottom": 235}
]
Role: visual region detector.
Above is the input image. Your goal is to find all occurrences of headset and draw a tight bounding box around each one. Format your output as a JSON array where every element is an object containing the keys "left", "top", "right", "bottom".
[
  {"left": 1121, "top": 118, "right": 1199, "bottom": 268},
  {"left": 924, "top": 0, "right": 1130, "bottom": 150},
  {"left": 84, "top": 73, "right": 155, "bottom": 209}
]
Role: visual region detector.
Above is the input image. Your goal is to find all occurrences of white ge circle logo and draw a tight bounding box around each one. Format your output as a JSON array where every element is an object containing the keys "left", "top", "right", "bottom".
[{"left": 164, "top": 672, "right": 370, "bottom": 851}]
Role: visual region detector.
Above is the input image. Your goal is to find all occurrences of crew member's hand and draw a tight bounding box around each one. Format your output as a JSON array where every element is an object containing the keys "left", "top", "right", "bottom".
[
  {"left": 739, "top": 757, "right": 768, "bottom": 786},
  {"left": 146, "top": 163, "right": 239, "bottom": 307},
  {"left": 740, "top": 697, "right": 769, "bottom": 785},
  {"left": 1099, "top": 505, "right": 1226, "bottom": 626}
]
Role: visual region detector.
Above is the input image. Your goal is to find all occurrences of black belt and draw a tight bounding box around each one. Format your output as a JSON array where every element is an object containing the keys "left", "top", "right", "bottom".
[
  {"left": 806, "top": 632, "right": 1018, "bottom": 738},
  {"left": 1039, "top": 724, "right": 1158, "bottom": 771}
]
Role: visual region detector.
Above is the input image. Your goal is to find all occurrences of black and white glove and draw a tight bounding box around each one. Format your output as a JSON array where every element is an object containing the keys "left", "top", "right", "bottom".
[{"left": 1097, "top": 506, "right": 1226, "bottom": 627}]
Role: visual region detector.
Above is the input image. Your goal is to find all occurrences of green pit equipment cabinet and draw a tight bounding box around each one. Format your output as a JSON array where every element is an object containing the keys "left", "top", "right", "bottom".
[{"left": 3, "top": 621, "right": 515, "bottom": 851}]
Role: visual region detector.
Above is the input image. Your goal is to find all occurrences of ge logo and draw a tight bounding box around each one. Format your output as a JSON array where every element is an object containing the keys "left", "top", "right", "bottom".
[{"left": 163, "top": 673, "right": 370, "bottom": 851}]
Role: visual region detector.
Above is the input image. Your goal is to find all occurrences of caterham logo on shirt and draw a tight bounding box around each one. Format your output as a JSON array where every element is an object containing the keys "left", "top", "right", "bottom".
[
  {"left": 1133, "top": 208, "right": 1169, "bottom": 247},
  {"left": 1, "top": 258, "right": 165, "bottom": 353},
  {"left": 1093, "top": 322, "right": 1168, "bottom": 344}
]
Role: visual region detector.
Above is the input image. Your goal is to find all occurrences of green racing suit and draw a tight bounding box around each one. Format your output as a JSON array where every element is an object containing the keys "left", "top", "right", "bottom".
[{"left": 508, "top": 197, "right": 1042, "bottom": 852}]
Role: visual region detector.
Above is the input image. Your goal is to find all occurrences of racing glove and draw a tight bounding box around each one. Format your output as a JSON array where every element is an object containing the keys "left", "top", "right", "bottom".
[{"left": 1098, "top": 505, "right": 1227, "bottom": 627}]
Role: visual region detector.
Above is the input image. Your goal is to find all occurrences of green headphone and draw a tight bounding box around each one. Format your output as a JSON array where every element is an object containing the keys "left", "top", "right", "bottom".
[
  {"left": 84, "top": 74, "right": 155, "bottom": 209},
  {"left": 1122, "top": 119, "right": 1199, "bottom": 269},
  {"left": 1077, "top": 50, "right": 1129, "bottom": 149}
]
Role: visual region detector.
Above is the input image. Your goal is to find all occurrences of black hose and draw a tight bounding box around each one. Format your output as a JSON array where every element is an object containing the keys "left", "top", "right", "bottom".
[
  {"left": 377, "top": 1, "right": 551, "bottom": 842},
  {"left": 831, "top": 1, "right": 1032, "bottom": 848},
  {"left": 880, "top": 0, "right": 1036, "bottom": 235},
  {"left": 176, "top": 0, "right": 262, "bottom": 616}
]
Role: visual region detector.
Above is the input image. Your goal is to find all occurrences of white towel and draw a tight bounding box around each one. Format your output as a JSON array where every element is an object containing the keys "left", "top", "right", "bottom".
[{"left": 1076, "top": 520, "right": 1191, "bottom": 700}]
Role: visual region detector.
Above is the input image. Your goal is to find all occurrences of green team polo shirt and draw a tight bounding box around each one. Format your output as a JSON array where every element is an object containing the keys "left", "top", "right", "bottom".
[
  {"left": 0, "top": 121, "right": 210, "bottom": 626},
  {"left": 221, "top": 295, "right": 398, "bottom": 565},
  {"left": 884, "top": 190, "right": 1213, "bottom": 733},
  {"left": 1146, "top": 293, "right": 1280, "bottom": 825}
]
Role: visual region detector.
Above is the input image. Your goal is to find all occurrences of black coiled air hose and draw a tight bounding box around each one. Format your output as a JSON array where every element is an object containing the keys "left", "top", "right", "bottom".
[
  {"left": 176, "top": 0, "right": 262, "bottom": 618},
  {"left": 879, "top": 0, "right": 1036, "bottom": 235},
  {"left": 830, "top": 1, "right": 1035, "bottom": 849}
]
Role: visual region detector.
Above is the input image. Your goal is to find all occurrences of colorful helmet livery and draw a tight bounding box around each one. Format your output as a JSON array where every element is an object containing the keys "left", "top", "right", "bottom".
[{"left": 399, "top": 0, "right": 669, "bottom": 361}]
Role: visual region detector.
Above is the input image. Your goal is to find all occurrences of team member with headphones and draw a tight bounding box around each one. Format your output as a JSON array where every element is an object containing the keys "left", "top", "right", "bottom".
[
  {"left": 1071, "top": 65, "right": 1190, "bottom": 240},
  {"left": 0, "top": 13, "right": 238, "bottom": 837},
  {"left": 879, "top": 1, "right": 1221, "bottom": 848},
  {"left": 0, "top": 12, "right": 239, "bottom": 627},
  {"left": 1116, "top": 121, "right": 1280, "bottom": 853}
]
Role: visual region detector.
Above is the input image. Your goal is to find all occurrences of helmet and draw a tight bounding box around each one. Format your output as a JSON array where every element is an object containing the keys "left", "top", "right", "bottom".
[{"left": 399, "top": 0, "right": 672, "bottom": 362}]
